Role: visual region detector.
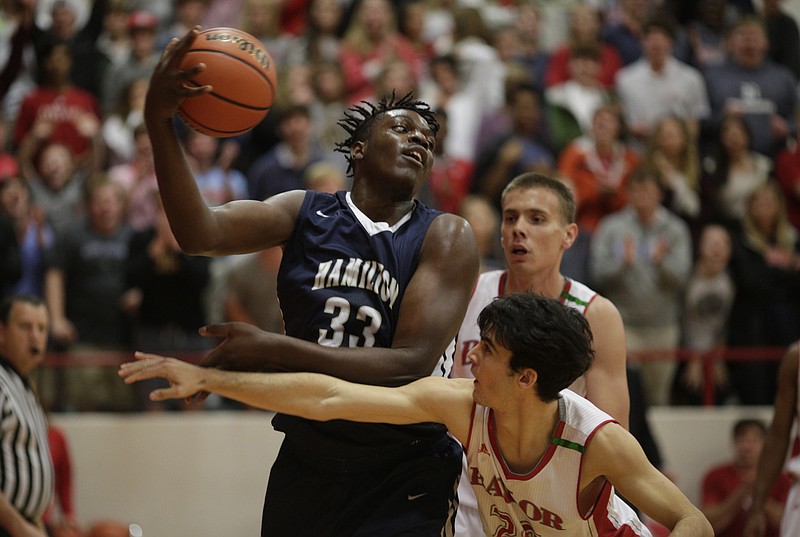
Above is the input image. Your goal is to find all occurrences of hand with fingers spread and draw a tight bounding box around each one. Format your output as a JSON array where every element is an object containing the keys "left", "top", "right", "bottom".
[
  {"left": 119, "top": 352, "right": 207, "bottom": 401},
  {"left": 144, "top": 27, "right": 212, "bottom": 124}
]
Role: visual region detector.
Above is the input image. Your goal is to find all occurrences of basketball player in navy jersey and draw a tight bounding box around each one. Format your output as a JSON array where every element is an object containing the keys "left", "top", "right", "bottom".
[
  {"left": 144, "top": 28, "right": 479, "bottom": 537},
  {"left": 121, "top": 294, "right": 713, "bottom": 537}
]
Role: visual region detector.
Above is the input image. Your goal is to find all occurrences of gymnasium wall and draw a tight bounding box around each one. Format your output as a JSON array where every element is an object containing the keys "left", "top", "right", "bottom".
[{"left": 51, "top": 406, "right": 778, "bottom": 537}]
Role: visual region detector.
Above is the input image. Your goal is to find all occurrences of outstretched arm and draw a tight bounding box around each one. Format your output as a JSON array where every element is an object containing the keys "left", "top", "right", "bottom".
[
  {"left": 586, "top": 424, "right": 713, "bottom": 536},
  {"left": 120, "top": 353, "right": 474, "bottom": 439},
  {"left": 583, "top": 296, "right": 629, "bottom": 428},
  {"left": 145, "top": 27, "right": 302, "bottom": 256},
  {"left": 201, "top": 213, "right": 480, "bottom": 386},
  {"left": 744, "top": 343, "right": 798, "bottom": 537}
]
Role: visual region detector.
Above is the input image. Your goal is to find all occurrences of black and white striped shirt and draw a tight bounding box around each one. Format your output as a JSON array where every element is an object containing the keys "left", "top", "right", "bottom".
[{"left": 0, "top": 357, "right": 53, "bottom": 522}]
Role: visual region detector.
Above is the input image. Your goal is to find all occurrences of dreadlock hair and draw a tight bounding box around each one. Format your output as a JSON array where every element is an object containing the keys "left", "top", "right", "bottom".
[{"left": 335, "top": 92, "right": 439, "bottom": 177}]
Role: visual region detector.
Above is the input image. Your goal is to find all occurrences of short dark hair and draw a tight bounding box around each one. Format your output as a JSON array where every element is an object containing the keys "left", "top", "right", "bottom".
[
  {"left": 477, "top": 293, "right": 594, "bottom": 401},
  {"left": 335, "top": 92, "right": 439, "bottom": 177},
  {"left": 501, "top": 173, "right": 577, "bottom": 224},
  {"left": 732, "top": 419, "right": 766, "bottom": 439},
  {"left": 0, "top": 295, "right": 46, "bottom": 325}
]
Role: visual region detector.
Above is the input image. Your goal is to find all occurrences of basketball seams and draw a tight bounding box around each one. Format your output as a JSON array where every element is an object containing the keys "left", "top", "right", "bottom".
[
  {"left": 185, "top": 48, "right": 275, "bottom": 88},
  {"left": 183, "top": 79, "right": 273, "bottom": 111},
  {"left": 177, "top": 108, "right": 253, "bottom": 137}
]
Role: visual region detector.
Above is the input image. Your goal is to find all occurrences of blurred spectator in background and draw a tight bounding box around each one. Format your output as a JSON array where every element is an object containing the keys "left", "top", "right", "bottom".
[
  {"left": 398, "top": 0, "right": 436, "bottom": 77},
  {"left": 0, "top": 175, "right": 52, "bottom": 298},
  {"left": 158, "top": 0, "right": 210, "bottom": 52},
  {"left": 449, "top": 5, "right": 505, "bottom": 112},
  {"left": 0, "top": 206, "right": 20, "bottom": 300},
  {"left": 14, "top": 41, "right": 102, "bottom": 168},
  {"left": 122, "top": 195, "right": 211, "bottom": 410},
  {"left": 373, "top": 58, "right": 418, "bottom": 105},
  {"left": 615, "top": 16, "right": 709, "bottom": 148},
  {"left": 760, "top": 0, "right": 800, "bottom": 80},
  {"left": 544, "top": 43, "right": 610, "bottom": 152},
  {"left": 101, "top": 77, "right": 147, "bottom": 166},
  {"left": 303, "top": 160, "right": 346, "bottom": 194},
  {"left": 505, "top": 0, "right": 548, "bottom": 95},
  {"left": 223, "top": 246, "right": 283, "bottom": 335},
  {"left": 590, "top": 166, "right": 692, "bottom": 406},
  {"left": 673, "top": 223, "right": 734, "bottom": 405},
  {"left": 419, "top": 54, "right": 484, "bottom": 165},
  {"left": 703, "top": 419, "right": 790, "bottom": 537},
  {"left": 726, "top": 182, "right": 800, "bottom": 405},
  {"left": 557, "top": 103, "right": 640, "bottom": 237},
  {"left": 700, "top": 115, "right": 771, "bottom": 230},
  {"left": 684, "top": 0, "right": 732, "bottom": 70},
  {"left": 45, "top": 425, "right": 81, "bottom": 537},
  {"left": 19, "top": 139, "right": 94, "bottom": 238},
  {"left": 185, "top": 130, "right": 248, "bottom": 206},
  {"left": 247, "top": 104, "right": 327, "bottom": 200},
  {"left": 0, "top": 0, "right": 37, "bottom": 123},
  {"left": 644, "top": 115, "right": 702, "bottom": 236},
  {"left": 95, "top": 0, "right": 131, "bottom": 82},
  {"left": 338, "top": 0, "right": 419, "bottom": 104},
  {"left": 44, "top": 176, "right": 133, "bottom": 410},
  {"left": 601, "top": 0, "right": 654, "bottom": 66},
  {"left": 425, "top": 108, "right": 473, "bottom": 214},
  {"left": 471, "top": 82, "right": 554, "bottom": 209},
  {"left": 702, "top": 16, "right": 796, "bottom": 159},
  {"left": 101, "top": 10, "right": 159, "bottom": 115},
  {"left": 239, "top": 0, "right": 294, "bottom": 68},
  {"left": 285, "top": 0, "right": 345, "bottom": 67},
  {"left": 308, "top": 62, "right": 347, "bottom": 167},
  {"left": 107, "top": 124, "right": 158, "bottom": 232},
  {"left": 547, "top": 3, "right": 622, "bottom": 90},
  {"left": 457, "top": 194, "right": 502, "bottom": 274},
  {"left": 31, "top": 0, "right": 108, "bottom": 99}
]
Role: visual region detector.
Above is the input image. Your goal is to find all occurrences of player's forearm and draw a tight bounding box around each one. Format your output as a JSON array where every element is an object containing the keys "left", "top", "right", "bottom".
[
  {"left": 144, "top": 115, "right": 219, "bottom": 255},
  {"left": 204, "top": 369, "right": 344, "bottom": 420}
]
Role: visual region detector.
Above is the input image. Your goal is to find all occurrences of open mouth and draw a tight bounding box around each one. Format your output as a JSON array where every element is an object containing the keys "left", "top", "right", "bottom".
[{"left": 402, "top": 149, "right": 425, "bottom": 166}]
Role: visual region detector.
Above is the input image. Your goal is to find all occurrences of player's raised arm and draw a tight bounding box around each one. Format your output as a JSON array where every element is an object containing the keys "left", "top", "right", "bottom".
[
  {"left": 144, "top": 27, "right": 300, "bottom": 256},
  {"left": 585, "top": 423, "right": 713, "bottom": 536},
  {"left": 120, "top": 353, "right": 474, "bottom": 433}
]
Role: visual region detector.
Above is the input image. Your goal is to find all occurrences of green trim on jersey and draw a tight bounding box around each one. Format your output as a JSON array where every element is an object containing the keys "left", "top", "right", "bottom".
[{"left": 551, "top": 437, "right": 586, "bottom": 453}]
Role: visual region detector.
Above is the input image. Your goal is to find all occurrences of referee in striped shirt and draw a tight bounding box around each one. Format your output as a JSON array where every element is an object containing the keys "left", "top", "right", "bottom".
[{"left": 0, "top": 294, "right": 54, "bottom": 537}]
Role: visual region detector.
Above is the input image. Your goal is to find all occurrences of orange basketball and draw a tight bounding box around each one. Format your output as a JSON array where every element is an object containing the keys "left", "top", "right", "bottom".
[{"left": 178, "top": 27, "right": 277, "bottom": 137}]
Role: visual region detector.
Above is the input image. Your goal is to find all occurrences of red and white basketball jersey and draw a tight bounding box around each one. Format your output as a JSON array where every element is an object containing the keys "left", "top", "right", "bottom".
[
  {"left": 452, "top": 271, "right": 597, "bottom": 395},
  {"left": 465, "top": 390, "right": 650, "bottom": 537}
]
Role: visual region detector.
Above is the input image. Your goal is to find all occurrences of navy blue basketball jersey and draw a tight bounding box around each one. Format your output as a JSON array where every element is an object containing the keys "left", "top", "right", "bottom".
[{"left": 275, "top": 190, "right": 451, "bottom": 459}]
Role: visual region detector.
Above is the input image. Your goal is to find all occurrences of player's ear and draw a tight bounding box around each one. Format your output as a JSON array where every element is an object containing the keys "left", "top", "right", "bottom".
[
  {"left": 518, "top": 368, "right": 537, "bottom": 389},
  {"left": 563, "top": 222, "right": 578, "bottom": 249},
  {"left": 351, "top": 140, "right": 365, "bottom": 161}
]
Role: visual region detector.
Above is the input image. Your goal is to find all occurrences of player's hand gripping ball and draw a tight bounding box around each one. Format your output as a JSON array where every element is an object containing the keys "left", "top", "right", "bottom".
[{"left": 178, "top": 27, "right": 277, "bottom": 137}]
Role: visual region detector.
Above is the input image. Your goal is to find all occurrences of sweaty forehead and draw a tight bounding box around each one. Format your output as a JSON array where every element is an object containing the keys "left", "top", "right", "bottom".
[{"left": 383, "top": 109, "right": 433, "bottom": 133}]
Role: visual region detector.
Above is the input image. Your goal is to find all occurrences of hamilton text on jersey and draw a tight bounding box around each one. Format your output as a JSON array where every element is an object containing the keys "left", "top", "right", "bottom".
[{"left": 312, "top": 258, "right": 401, "bottom": 309}]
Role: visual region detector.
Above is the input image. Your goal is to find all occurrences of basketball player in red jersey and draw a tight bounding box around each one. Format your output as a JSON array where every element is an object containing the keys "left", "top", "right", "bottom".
[
  {"left": 121, "top": 293, "right": 712, "bottom": 537},
  {"left": 451, "top": 173, "right": 629, "bottom": 535},
  {"left": 144, "top": 27, "right": 478, "bottom": 537}
]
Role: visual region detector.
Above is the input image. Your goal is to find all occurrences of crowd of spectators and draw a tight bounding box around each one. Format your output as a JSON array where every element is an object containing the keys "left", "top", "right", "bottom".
[{"left": 0, "top": 0, "right": 799, "bottom": 410}]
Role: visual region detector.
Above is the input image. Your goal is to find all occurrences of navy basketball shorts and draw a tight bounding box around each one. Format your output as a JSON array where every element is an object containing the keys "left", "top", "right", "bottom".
[{"left": 261, "top": 434, "right": 463, "bottom": 537}]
